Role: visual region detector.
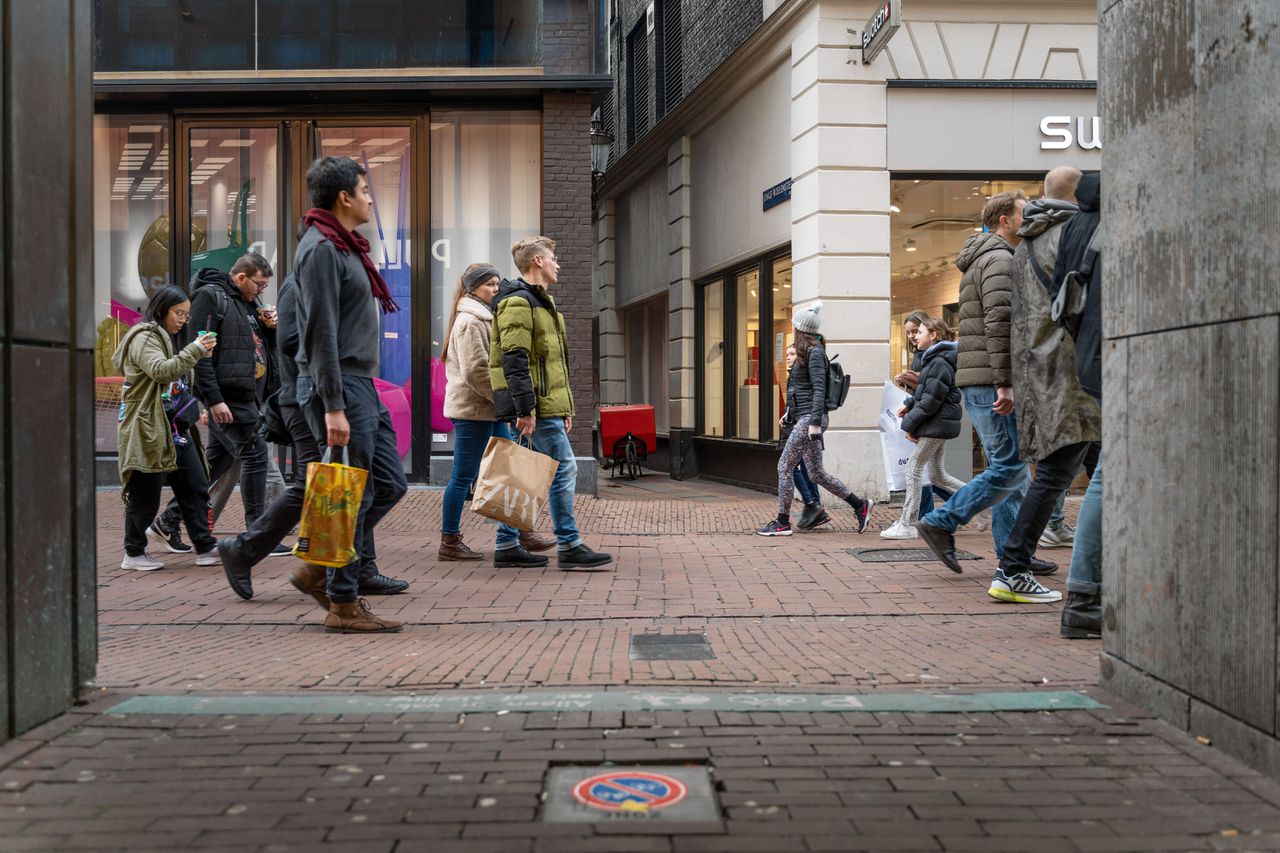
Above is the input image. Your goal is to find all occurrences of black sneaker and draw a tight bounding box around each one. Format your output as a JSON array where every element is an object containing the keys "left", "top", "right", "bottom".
[
  {"left": 495, "top": 545, "right": 550, "bottom": 568},
  {"left": 796, "top": 504, "right": 825, "bottom": 531},
  {"left": 917, "top": 520, "right": 962, "bottom": 573},
  {"left": 267, "top": 543, "right": 293, "bottom": 557},
  {"left": 756, "top": 519, "right": 793, "bottom": 537},
  {"left": 851, "top": 498, "right": 875, "bottom": 534},
  {"left": 148, "top": 519, "right": 192, "bottom": 554},
  {"left": 557, "top": 544, "right": 614, "bottom": 570},
  {"left": 1029, "top": 557, "right": 1059, "bottom": 576},
  {"left": 357, "top": 574, "right": 410, "bottom": 595}
]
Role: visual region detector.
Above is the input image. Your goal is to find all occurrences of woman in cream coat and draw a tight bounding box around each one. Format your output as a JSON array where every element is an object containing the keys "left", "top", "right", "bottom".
[{"left": 439, "top": 263, "right": 554, "bottom": 566}]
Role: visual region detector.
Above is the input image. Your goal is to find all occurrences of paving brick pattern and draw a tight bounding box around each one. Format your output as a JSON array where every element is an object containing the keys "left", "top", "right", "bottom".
[
  {"left": 4, "top": 695, "right": 1280, "bottom": 852},
  {"left": 92, "top": 488, "right": 1095, "bottom": 693}
]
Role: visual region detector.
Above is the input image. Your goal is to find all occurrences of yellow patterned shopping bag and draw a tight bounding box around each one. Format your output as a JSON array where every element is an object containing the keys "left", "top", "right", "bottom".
[{"left": 293, "top": 446, "right": 368, "bottom": 568}]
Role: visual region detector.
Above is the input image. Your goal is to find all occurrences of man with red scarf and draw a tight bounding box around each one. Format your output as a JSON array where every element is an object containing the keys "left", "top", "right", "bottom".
[{"left": 289, "top": 156, "right": 408, "bottom": 633}]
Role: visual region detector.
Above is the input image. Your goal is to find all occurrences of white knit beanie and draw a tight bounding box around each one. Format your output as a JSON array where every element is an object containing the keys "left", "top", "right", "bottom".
[{"left": 793, "top": 301, "right": 822, "bottom": 334}]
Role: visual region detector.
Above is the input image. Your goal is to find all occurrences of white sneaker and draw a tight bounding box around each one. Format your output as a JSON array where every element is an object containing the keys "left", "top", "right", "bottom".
[
  {"left": 880, "top": 521, "right": 919, "bottom": 540},
  {"left": 195, "top": 550, "right": 219, "bottom": 567},
  {"left": 1038, "top": 523, "right": 1075, "bottom": 549},
  {"left": 988, "top": 569, "right": 1063, "bottom": 604},
  {"left": 121, "top": 552, "right": 164, "bottom": 571}
]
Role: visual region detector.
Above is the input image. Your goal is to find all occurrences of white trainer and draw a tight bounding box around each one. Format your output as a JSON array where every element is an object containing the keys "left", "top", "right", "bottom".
[
  {"left": 879, "top": 521, "right": 919, "bottom": 540},
  {"left": 195, "top": 550, "right": 219, "bottom": 567},
  {"left": 121, "top": 552, "right": 164, "bottom": 572}
]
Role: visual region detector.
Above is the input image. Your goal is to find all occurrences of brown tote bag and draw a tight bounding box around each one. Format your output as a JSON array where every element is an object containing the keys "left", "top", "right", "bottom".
[{"left": 470, "top": 435, "right": 560, "bottom": 532}]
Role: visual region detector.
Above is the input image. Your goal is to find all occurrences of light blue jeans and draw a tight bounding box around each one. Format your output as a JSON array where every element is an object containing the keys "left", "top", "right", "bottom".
[
  {"left": 920, "top": 385, "right": 1028, "bottom": 557},
  {"left": 443, "top": 419, "right": 520, "bottom": 549},
  {"left": 1067, "top": 457, "right": 1102, "bottom": 595},
  {"left": 529, "top": 417, "right": 584, "bottom": 550}
]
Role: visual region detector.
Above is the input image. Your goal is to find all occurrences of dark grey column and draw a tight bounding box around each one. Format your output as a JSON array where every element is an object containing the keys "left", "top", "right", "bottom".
[
  {"left": 0, "top": 0, "right": 96, "bottom": 741},
  {"left": 1099, "top": 0, "right": 1280, "bottom": 773}
]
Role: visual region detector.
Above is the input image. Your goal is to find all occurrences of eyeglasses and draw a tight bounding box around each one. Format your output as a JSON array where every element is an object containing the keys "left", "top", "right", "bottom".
[
  {"left": 171, "top": 310, "right": 191, "bottom": 320},
  {"left": 250, "top": 277, "right": 271, "bottom": 288}
]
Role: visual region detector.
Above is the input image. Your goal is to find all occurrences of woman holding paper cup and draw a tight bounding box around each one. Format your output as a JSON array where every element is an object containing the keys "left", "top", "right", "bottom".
[{"left": 439, "top": 263, "right": 556, "bottom": 566}]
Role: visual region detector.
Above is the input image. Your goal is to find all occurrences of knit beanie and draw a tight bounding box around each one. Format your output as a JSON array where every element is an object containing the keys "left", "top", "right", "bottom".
[
  {"left": 463, "top": 264, "right": 501, "bottom": 292},
  {"left": 793, "top": 301, "right": 822, "bottom": 334}
]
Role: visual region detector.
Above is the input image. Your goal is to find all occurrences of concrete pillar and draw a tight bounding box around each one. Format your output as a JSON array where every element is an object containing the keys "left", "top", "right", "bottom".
[
  {"left": 667, "top": 137, "right": 696, "bottom": 432},
  {"left": 1098, "top": 0, "right": 1280, "bottom": 774},
  {"left": 595, "top": 200, "right": 626, "bottom": 406},
  {"left": 789, "top": 2, "right": 892, "bottom": 498},
  {"left": 0, "top": 0, "right": 97, "bottom": 742}
]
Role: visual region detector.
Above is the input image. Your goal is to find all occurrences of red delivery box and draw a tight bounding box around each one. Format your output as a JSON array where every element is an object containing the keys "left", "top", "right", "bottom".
[{"left": 598, "top": 404, "right": 657, "bottom": 458}]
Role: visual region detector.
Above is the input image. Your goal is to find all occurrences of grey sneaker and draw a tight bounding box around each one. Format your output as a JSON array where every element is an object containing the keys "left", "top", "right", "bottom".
[{"left": 1038, "top": 522, "right": 1075, "bottom": 549}]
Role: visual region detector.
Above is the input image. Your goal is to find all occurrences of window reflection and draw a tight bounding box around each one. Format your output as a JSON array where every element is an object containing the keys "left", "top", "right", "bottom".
[
  {"left": 702, "top": 281, "right": 724, "bottom": 437},
  {"left": 735, "top": 269, "right": 760, "bottom": 440},
  {"left": 770, "top": 256, "right": 792, "bottom": 441}
]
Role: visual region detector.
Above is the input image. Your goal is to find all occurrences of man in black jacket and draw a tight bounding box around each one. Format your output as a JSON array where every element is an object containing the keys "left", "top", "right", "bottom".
[
  {"left": 1052, "top": 171, "right": 1103, "bottom": 638},
  {"left": 189, "top": 253, "right": 276, "bottom": 529}
]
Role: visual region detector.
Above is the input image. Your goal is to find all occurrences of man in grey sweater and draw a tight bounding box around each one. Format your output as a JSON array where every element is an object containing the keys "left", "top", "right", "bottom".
[{"left": 290, "top": 156, "right": 408, "bottom": 633}]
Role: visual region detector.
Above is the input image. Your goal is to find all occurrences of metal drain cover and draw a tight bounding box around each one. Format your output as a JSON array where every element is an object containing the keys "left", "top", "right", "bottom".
[
  {"left": 848, "top": 547, "right": 980, "bottom": 563},
  {"left": 629, "top": 633, "right": 715, "bottom": 661},
  {"left": 543, "top": 766, "right": 719, "bottom": 823}
]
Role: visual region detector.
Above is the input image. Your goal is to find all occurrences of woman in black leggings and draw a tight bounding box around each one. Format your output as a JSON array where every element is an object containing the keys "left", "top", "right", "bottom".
[{"left": 757, "top": 302, "right": 873, "bottom": 537}]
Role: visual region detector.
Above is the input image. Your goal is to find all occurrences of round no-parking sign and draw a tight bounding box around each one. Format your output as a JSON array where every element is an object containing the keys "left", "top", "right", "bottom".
[{"left": 572, "top": 770, "right": 688, "bottom": 812}]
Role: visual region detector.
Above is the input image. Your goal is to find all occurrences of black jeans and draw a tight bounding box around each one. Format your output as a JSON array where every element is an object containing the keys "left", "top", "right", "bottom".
[
  {"left": 226, "top": 404, "right": 322, "bottom": 566},
  {"left": 204, "top": 413, "right": 270, "bottom": 528},
  {"left": 999, "top": 440, "right": 1091, "bottom": 575},
  {"left": 123, "top": 438, "right": 216, "bottom": 556},
  {"left": 302, "top": 375, "right": 408, "bottom": 603}
]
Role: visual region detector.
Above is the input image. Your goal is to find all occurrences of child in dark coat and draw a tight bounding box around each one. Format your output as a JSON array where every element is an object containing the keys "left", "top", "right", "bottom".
[{"left": 884, "top": 317, "right": 968, "bottom": 539}]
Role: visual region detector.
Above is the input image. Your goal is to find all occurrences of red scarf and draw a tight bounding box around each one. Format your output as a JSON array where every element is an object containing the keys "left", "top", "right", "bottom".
[{"left": 301, "top": 208, "right": 399, "bottom": 313}]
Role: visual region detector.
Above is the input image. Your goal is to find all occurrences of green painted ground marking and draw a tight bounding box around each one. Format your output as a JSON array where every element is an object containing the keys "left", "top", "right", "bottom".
[{"left": 107, "top": 689, "right": 1103, "bottom": 716}]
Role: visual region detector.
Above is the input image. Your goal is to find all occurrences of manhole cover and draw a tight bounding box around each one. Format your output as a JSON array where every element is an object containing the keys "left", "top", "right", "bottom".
[
  {"left": 629, "top": 633, "right": 715, "bottom": 661},
  {"left": 543, "top": 766, "right": 719, "bottom": 823},
  {"left": 848, "top": 547, "right": 981, "bottom": 563}
]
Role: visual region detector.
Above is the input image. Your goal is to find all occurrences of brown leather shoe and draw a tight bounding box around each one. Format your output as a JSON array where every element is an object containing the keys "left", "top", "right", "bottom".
[
  {"left": 289, "top": 564, "right": 331, "bottom": 611},
  {"left": 438, "top": 533, "right": 483, "bottom": 561},
  {"left": 324, "top": 599, "right": 403, "bottom": 634},
  {"left": 519, "top": 531, "right": 556, "bottom": 553}
]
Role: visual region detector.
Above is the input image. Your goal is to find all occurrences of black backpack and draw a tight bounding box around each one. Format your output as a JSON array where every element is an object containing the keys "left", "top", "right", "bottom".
[{"left": 825, "top": 354, "right": 850, "bottom": 411}]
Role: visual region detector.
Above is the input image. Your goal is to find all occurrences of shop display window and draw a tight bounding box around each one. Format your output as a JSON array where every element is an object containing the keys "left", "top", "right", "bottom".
[
  {"left": 701, "top": 281, "right": 725, "bottom": 437},
  {"left": 734, "top": 269, "right": 760, "bottom": 440}
]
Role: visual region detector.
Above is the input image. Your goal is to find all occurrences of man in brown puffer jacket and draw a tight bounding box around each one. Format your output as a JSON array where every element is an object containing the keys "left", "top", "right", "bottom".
[{"left": 917, "top": 191, "right": 1060, "bottom": 604}]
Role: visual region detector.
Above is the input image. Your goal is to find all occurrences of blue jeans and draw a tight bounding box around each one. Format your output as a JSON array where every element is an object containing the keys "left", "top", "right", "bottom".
[
  {"left": 1067, "top": 457, "right": 1102, "bottom": 595},
  {"left": 443, "top": 419, "right": 520, "bottom": 549},
  {"left": 920, "top": 385, "right": 1028, "bottom": 556},
  {"left": 529, "top": 417, "right": 583, "bottom": 550},
  {"left": 919, "top": 484, "right": 953, "bottom": 515},
  {"left": 794, "top": 461, "right": 820, "bottom": 506}
]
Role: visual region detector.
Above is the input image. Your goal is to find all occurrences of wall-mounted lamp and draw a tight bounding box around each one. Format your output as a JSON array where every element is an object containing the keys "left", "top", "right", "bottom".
[{"left": 590, "top": 115, "right": 614, "bottom": 177}]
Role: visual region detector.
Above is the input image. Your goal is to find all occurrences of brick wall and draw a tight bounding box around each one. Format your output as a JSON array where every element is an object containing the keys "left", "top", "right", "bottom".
[
  {"left": 544, "top": 0, "right": 592, "bottom": 74},
  {"left": 543, "top": 92, "right": 596, "bottom": 457}
]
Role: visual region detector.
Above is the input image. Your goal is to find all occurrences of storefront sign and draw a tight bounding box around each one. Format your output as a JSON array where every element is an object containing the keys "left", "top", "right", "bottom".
[
  {"left": 861, "top": 0, "right": 901, "bottom": 63},
  {"left": 762, "top": 177, "right": 792, "bottom": 211},
  {"left": 1040, "top": 115, "right": 1102, "bottom": 151}
]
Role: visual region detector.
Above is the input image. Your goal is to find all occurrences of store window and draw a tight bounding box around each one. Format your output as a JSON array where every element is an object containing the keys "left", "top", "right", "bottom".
[
  {"left": 701, "top": 281, "right": 724, "bottom": 437},
  {"left": 889, "top": 178, "right": 1043, "bottom": 375},
  {"left": 623, "top": 296, "right": 669, "bottom": 434},
  {"left": 734, "top": 269, "right": 760, "bottom": 440},
  {"left": 698, "top": 250, "right": 790, "bottom": 443},
  {"left": 92, "top": 115, "right": 172, "bottom": 453},
  {"left": 431, "top": 111, "right": 541, "bottom": 451}
]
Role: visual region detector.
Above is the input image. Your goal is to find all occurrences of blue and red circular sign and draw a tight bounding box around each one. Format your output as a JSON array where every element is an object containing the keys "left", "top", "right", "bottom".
[{"left": 573, "top": 771, "right": 688, "bottom": 812}]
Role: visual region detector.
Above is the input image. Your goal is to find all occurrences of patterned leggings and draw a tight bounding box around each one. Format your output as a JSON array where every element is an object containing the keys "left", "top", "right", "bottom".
[
  {"left": 899, "top": 437, "right": 968, "bottom": 526},
  {"left": 776, "top": 414, "right": 856, "bottom": 517}
]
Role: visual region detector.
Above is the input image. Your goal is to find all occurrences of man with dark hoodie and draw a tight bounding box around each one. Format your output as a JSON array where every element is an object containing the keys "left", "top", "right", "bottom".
[
  {"left": 996, "top": 167, "right": 1102, "bottom": 605},
  {"left": 490, "top": 236, "right": 612, "bottom": 570},
  {"left": 917, "top": 191, "right": 1059, "bottom": 601},
  {"left": 186, "top": 253, "right": 276, "bottom": 530},
  {"left": 289, "top": 156, "right": 408, "bottom": 633},
  {"left": 1052, "top": 171, "right": 1104, "bottom": 638}
]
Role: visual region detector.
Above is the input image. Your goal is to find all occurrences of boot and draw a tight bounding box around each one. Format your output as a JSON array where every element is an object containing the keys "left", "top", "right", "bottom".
[
  {"left": 289, "top": 564, "right": 331, "bottom": 611},
  {"left": 438, "top": 533, "right": 483, "bottom": 561},
  {"left": 1060, "top": 591, "right": 1102, "bottom": 639},
  {"left": 324, "top": 599, "right": 403, "bottom": 634},
  {"left": 520, "top": 531, "right": 556, "bottom": 552}
]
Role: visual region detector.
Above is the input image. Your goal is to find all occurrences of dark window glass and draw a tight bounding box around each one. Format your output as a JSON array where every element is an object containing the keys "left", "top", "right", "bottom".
[
  {"left": 626, "top": 19, "right": 648, "bottom": 146},
  {"left": 94, "top": 0, "right": 543, "bottom": 72}
]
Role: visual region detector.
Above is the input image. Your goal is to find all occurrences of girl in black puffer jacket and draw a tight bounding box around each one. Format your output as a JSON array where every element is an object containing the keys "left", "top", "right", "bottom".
[{"left": 885, "top": 317, "right": 968, "bottom": 538}]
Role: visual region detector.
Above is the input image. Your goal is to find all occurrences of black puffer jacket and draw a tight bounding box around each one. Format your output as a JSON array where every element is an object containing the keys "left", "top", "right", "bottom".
[
  {"left": 188, "top": 267, "right": 273, "bottom": 415},
  {"left": 901, "top": 342, "right": 962, "bottom": 440},
  {"left": 1053, "top": 173, "right": 1102, "bottom": 400},
  {"left": 791, "top": 341, "right": 830, "bottom": 421}
]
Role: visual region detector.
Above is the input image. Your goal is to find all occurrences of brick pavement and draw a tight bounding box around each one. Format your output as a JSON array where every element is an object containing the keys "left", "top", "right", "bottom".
[{"left": 92, "top": 484, "right": 1097, "bottom": 693}]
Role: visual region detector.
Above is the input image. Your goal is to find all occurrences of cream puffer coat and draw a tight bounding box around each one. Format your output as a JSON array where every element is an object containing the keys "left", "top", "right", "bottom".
[{"left": 443, "top": 296, "right": 498, "bottom": 421}]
